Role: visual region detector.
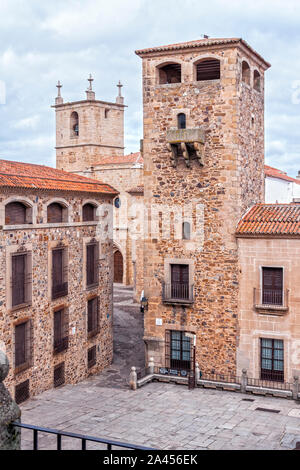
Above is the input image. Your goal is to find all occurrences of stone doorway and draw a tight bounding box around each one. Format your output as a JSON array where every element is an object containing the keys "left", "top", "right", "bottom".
[{"left": 114, "top": 250, "right": 123, "bottom": 283}]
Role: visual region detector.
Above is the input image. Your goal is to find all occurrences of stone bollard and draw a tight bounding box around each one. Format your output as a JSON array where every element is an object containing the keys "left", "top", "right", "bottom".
[
  {"left": 0, "top": 350, "right": 21, "bottom": 450},
  {"left": 241, "top": 369, "right": 248, "bottom": 394},
  {"left": 293, "top": 376, "right": 299, "bottom": 401},
  {"left": 148, "top": 357, "right": 154, "bottom": 375},
  {"left": 195, "top": 362, "right": 200, "bottom": 382},
  {"left": 129, "top": 367, "right": 137, "bottom": 391}
]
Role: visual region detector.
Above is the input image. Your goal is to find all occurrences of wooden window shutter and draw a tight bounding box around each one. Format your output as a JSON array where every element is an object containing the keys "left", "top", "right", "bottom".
[
  {"left": 88, "top": 297, "right": 99, "bottom": 336},
  {"left": 5, "top": 202, "right": 26, "bottom": 225},
  {"left": 262, "top": 267, "right": 283, "bottom": 305},
  {"left": 12, "top": 254, "right": 26, "bottom": 307},
  {"left": 83, "top": 204, "right": 95, "bottom": 222},
  {"left": 52, "top": 248, "right": 68, "bottom": 299},
  {"left": 47, "top": 203, "right": 63, "bottom": 223},
  {"left": 86, "top": 242, "right": 99, "bottom": 287},
  {"left": 15, "top": 322, "right": 26, "bottom": 367},
  {"left": 25, "top": 252, "right": 32, "bottom": 305}
]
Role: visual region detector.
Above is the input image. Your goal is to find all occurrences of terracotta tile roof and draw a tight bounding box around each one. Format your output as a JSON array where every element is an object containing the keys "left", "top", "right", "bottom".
[
  {"left": 135, "top": 37, "right": 270, "bottom": 68},
  {"left": 127, "top": 185, "right": 144, "bottom": 194},
  {"left": 264, "top": 164, "right": 300, "bottom": 185},
  {"left": 236, "top": 204, "right": 300, "bottom": 236},
  {"left": 94, "top": 152, "right": 143, "bottom": 166},
  {"left": 0, "top": 159, "right": 118, "bottom": 196}
]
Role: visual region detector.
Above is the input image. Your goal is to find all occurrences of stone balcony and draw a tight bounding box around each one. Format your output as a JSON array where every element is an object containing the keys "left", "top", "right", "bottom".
[{"left": 166, "top": 128, "right": 205, "bottom": 167}]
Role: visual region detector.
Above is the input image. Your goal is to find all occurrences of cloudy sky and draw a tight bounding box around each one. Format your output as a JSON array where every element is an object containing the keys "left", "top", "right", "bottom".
[{"left": 1, "top": 0, "right": 300, "bottom": 176}]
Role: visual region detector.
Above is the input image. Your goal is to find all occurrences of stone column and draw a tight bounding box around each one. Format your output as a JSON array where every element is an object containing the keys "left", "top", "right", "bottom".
[
  {"left": 0, "top": 350, "right": 21, "bottom": 450},
  {"left": 293, "top": 376, "right": 299, "bottom": 401},
  {"left": 129, "top": 367, "right": 137, "bottom": 391},
  {"left": 195, "top": 362, "right": 200, "bottom": 382}
]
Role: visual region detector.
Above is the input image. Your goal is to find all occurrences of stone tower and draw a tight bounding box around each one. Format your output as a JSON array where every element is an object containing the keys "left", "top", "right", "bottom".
[
  {"left": 53, "top": 76, "right": 126, "bottom": 172},
  {"left": 135, "top": 38, "right": 270, "bottom": 374}
]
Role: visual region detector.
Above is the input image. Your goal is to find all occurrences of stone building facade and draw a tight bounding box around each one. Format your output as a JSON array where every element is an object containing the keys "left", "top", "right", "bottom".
[
  {"left": 135, "top": 37, "right": 270, "bottom": 375},
  {"left": 0, "top": 160, "right": 117, "bottom": 402},
  {"left": 236, "top": 204, "right": 300, "bottom": 383},
  {"left": 53, "top": 79, "right": 144, "bottom": 300}
]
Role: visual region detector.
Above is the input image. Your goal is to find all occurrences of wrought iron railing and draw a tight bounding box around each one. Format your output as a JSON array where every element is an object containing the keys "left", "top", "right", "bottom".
[
  {"left": 13, "top": 422, "right": 155, "bottom": 451},
  {"left": 247, "top": 377, "right": 292, "bottom": 391},
  {"left": 162, "top": 283, "right": 194, "bottom": 303},
  {"left": 253, "top": 288, "right": 289, "bottom": 309}
]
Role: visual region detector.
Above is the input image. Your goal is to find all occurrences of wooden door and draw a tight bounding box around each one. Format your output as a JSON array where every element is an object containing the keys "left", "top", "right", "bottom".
[{"left": 114, "top": 250, "right": 123, "bottom": 283}]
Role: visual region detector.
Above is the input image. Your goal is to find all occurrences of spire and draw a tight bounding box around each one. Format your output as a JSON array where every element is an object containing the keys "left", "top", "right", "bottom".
[
  {"left": 55, "top": 80, "right": 63, "bottom": 105},
  {"left": 116, "top": 80, "right": 124, "bottom": 104},
  {"left": 86, "top": 74, "right": 95, "bottom": 100}
]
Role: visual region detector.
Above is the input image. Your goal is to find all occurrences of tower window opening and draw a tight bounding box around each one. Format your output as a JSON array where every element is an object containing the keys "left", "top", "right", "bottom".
[
  {"left": 242, "top": 61, "right": 250, "bottom": 85},
  {"left": 196, "top": 59, "right": 220, "bottom": 81},
  {"left": 70, "top": 111, "right": 79, "bottom": 137},
  {"left": 254, "top": 70, "right": 261, "bottom": 92},
  {"left": 105, "top": 109, "right": 109, "bottom": 118},
  {"left": 177, "top": 113, "right": 186, "bottom": 129},
  {"left": 182, "top": 222, "right": 191, "bottom": 240},
  {"left": 159, "top": 63, "right": 181, "bottom": 85}
]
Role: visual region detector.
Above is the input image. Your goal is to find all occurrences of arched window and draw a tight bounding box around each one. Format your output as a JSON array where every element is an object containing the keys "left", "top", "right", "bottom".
[
  {"left": 83, "top": 203, "right": 96, "bottom": 222},
  {"left": 114, "top": 197, "right": 121, "bottom": 209},
  {"left": 195, "top": 58, "right": 220, "bottom": 81},
  {"left": 177, "top": 113, "right": 186, "bottom": 129},
  {"left": 253, "top": 70, "right": 261, "bottom": 92},
  {"left": 47, "top": 202, "right": 67, "bottom": 223},
  {"left": 182, "top": 222, "right": 191, "bottom": 240},
  {"left": 242, "top": 61, "right": 250, "bottom": 85},
  {"left": 5, "top": 201, "right": 31, "bottom": 225},
  {"left": 70, "top": 111, "right": 79, "bottom": 137},
  {"left": 158, "top": 63, "right": 181, "bottom": 84}
]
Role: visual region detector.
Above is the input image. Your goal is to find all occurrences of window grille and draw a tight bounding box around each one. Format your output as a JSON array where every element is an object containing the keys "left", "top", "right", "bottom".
[
  {"left": 54, "top": 362, "right": 65, "bottom": 388},
  {"left": 53, "top": 308, "right": 69, "bottom": 353},
  {"left": 88, "top": 345, "right": 97, "bottom": 369},
  {"left": 52, "top": 247, "right": 68, "bottom": 300},
  {"left": 11, "top": 252, "right": 32, "bottom": 308},
  {"left": 15, "top": 320, "right": 32, "bottom": 373},
  {"left": 86, "top": 242, "right": 99, "bottom": 288},
  {"left": 261, "top": 338, "right": 284, "bottom": 382},
  {"left": 87, "top": 297, "right": 100, "bottom": 338},
  {"left": 15, "top": 379, "right": 30, "bottom": 404}
]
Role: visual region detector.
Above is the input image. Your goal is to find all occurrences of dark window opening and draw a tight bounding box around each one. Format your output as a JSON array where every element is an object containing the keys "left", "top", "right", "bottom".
[
  {"left": 47, "top": 202, "right": 66, "bottom": 223},
  {"left": 5, "top": 201, "right": 31, "bottom": 225},
  {"left": 254, "top": 70, "right": 261, "bottom": 92},
  {"left": 196, "top": 59, "right": 220, "bottom": 81},
  {"left": 104, "top": 109, "right": 109, "bottom": 118},
  {"left": 54, "top": 362, "right": 65, "bottom": 388},
  {"left": 261, "top": 338, "right": 284, "bottom": 382},
  {"left": 159, "top": 63, "right": 181, "bottom": 84},
  {"left": 83, "top": 203, "right": 96, "bottom": 222},
  {"left": 177, "top": 113, "right": 186, "bottom": 129},
  {"left": 262, "top": 267, "right": 283, "bottom": 306},
  {"left": 87, "top": 297, "right": 99, "bottom": 337},
  {"left": 70, "top": 111, "right": 79, "bottom": 137},
  {"left": 15, "top": 321, "right": 31, "bottom": 372},
  {"left": 11, "top": 252, "right": 32, "bottom": 308},
  {"left": 15, "top": 380, "right": 30, "bottom": 404},
  {"left": 242, "top": 61, "right": 250, "bottom": 85},
  {"left": 182, "top": 222, "right": 191, "bottom": 240},
  {"left": 171, "top": 264, "right": 189, "bottom": 300},
  {"left": 88, "top": 345, "right": 97, "bottom": 369},
  {"left": 165, "top": 330, "right": 193, "bottom": 371},
  {"left": 86, "top": 242, "right": 99, "bottom": 288},
  {"left": 52, "top": 248, "right": 68, "bottom": 300},
  {"left": 114, "top": 197, "right": 121, "bottom": 209},
  {"left": 114, "top": 250, "right": 123, "bottom": 283},
  {"left": 53, "top": 309, "right": 69, "bottom": 354}
]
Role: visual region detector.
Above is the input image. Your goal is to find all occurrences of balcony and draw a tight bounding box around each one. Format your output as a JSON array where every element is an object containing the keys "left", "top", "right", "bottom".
[
  {"left": 162, "top": 282, "right": 194, "bottom": 305},
  {"left": 253, "top": 288, "right": 289, "bottom": 314},
  {"left": 52, "top": 282, "right": 68, "bottom": 300},
  {"left": 166, "top": 128, "right": 205, "bottom": 168}
]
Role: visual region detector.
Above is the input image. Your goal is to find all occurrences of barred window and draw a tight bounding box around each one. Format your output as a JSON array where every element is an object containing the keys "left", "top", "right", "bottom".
[
  {"left": 87, "top": 297, "right": 99, "bottom": 337},
  {"left": 88, "top": 345, "right": 97, "bottom": 369},
  {"left": 52, "top": 247, "right": 68, "bottom": 300},
  {"left": 54, "top": 362, "right": 65, "bottom": 388},
  {"left": 53, "top": 308, "right": 69, "bottom": 354},
  {"left": 11, "top": 252, "right": 32, "bottom": 308},
  {"left": 86, "top": 242, "right": 99, "bottom": 288},
  {"left": 15, "top": 380, "right": 30, "bottom": 404},
  {"left": 15, "top": 320, "right": 32, "bottom": 372}
]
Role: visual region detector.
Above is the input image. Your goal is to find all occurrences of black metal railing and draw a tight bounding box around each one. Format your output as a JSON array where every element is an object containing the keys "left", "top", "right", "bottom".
[
  {"left": 199, "top": 371, "right": 241, "bottom": 384},
  {"left": 53, "top": 337, "right": 69, "bottom": 354},
  {"left": 13, "top": 422, "right": 155, "bottom": 451},
  {"left": 162, "top": 283, "right": 194, "bottom": 303},
  {"left": 52, "top": 282, "right": 68, "bottom": 300},
  {"left": 247, "top": 377, "right": 292, "bottom": 391},
  {"left": 253, "top": 288, "right": 289, "bottom": 309}
]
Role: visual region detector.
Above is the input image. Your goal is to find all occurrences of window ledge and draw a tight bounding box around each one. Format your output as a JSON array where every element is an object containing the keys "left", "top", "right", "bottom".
[
  {"left": 162, "top": 298, "right": 194, "bottom": 306},
  {"left": 9, "top": 303, "right": 32, "bottom": 313},
  {"left": 14, "top": 362, "right": 31, "bottom": 375},
  {"left": 255, "top": 304, "right": 288, "bottom": 315},
  {"left": 3, "top": 221, "right": 98, "bottom": 230}
]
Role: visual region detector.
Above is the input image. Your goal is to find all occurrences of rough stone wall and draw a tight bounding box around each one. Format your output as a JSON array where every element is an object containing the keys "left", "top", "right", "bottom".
[
  {"left": 0, "top": 188, "right": 114, "bottom": 400},
  {"left": 55, "top": 100, "right": 125, "bottom": 173},
  {"left": 140, "top": 43, "right": 267, "bottom": 375},
  {"left": 237, "top": 236, "right": 300, "bottom": 381}
]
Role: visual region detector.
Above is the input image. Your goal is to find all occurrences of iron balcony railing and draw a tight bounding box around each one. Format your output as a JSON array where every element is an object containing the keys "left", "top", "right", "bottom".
[
  {"left": 13, "top": 422, "right": 155, "bottom": 451},
  {"left": 162, "top": 283, "right": 194, "bottom": 304},
  {"left": 52, "top": 282, "right": 68, "bottom": 300},
  {"left": 253, "top": 288, "right": 289, "bottom": 310}
]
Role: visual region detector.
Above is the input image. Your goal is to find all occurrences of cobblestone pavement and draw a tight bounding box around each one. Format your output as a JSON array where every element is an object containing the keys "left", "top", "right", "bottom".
[{"left": 20, "top": 286, "right": 300, "bottom": 450}]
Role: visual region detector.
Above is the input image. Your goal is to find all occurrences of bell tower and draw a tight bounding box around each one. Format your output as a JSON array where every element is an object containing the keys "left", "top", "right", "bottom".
[
  {"left": 136, "top": 38, "right": 270, "bottom": 374},
  {"left": 53, "top": 76, "right": 126, "bottom": 172}
]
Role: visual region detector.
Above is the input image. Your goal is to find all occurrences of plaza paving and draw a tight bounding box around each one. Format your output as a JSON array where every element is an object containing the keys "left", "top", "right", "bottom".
[{"left": 19, "top": 285, "right": 300, "bottom": 450}]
